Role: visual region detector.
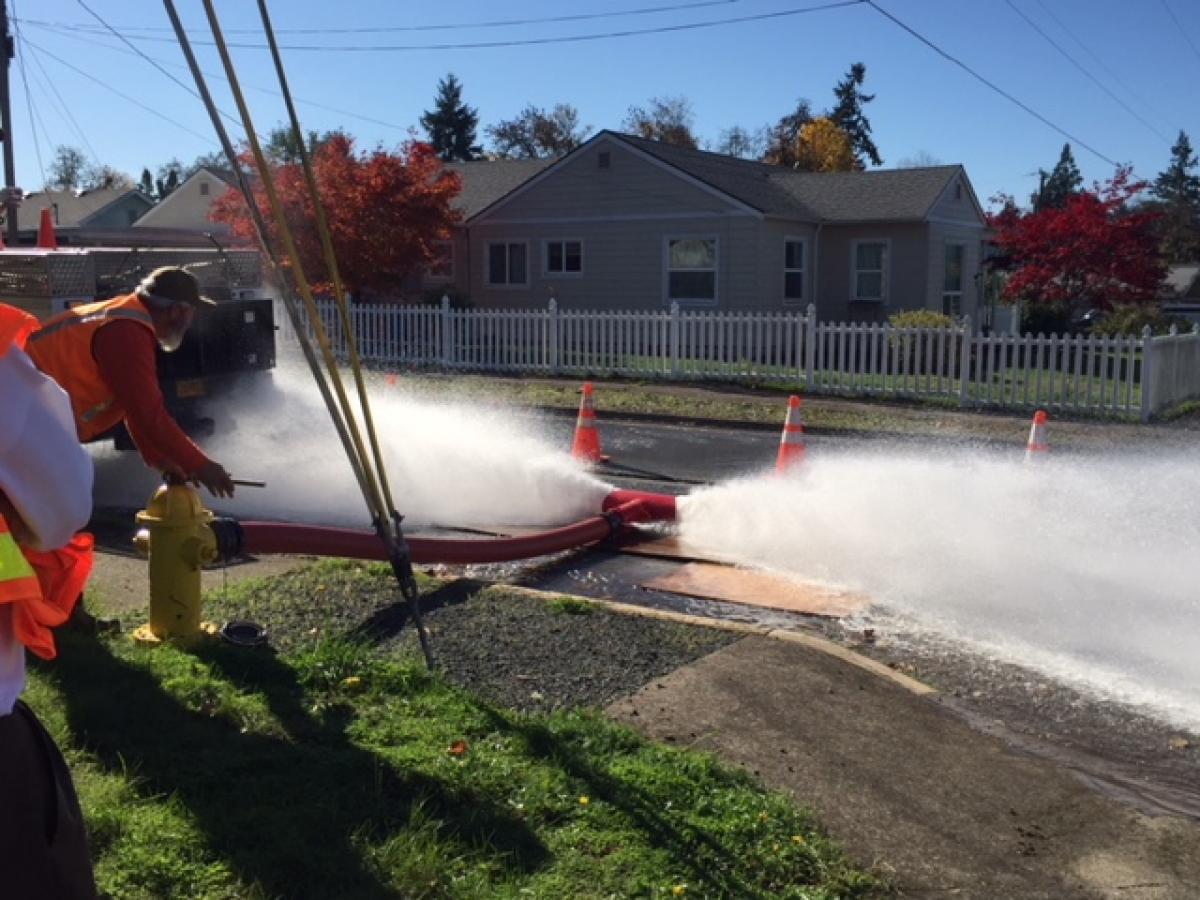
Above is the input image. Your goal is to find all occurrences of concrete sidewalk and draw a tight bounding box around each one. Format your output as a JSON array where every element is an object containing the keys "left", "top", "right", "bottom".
[{"left": 608, "top": 635, "right": 1200, "bottom": 899}]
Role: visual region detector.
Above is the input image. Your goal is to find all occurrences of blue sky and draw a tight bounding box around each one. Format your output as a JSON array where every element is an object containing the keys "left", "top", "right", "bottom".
[{"left": 10, "top": 0, "right": 1200, "bottom": 208}]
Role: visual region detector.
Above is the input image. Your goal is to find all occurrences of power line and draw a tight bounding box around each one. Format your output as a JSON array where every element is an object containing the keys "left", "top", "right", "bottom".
[
  {"left": 1160, "top": 0, "right": 1200, "bottom": 67},
  {"left": 19, "top": 38, "right": 101, "bottom": 160},
  {"left": 1031, "top": 0, "right": 1176, "bottom": 134},
  {"left": 22, "top": 21, "right": 412, "bottom": 133},
  {"left": 21, "top": 37, "right": 221, "bottom": 144},
  {"left": 24, "top": 1, "right": 868, "bottom": 52},
  {"left": 23, "top": 1, "right": 742, "bottom": 35},
  {"left": 73, "top": 0, "right": 246, "bottom": 134},
  {"left": 11, "top": 7, "right": 47, "bottom": 188},
  {"left": 1004, "top": 0, "right": 1170, "bottom": 143},
  {"left": 865, "top": 0, "right": 1118, "bottom": 167}
]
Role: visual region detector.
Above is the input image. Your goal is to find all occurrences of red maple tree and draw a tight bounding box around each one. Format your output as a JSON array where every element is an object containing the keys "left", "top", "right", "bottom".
[
  {"left": 211, "top": 134, "right": 462, "bottom": 297},
  {"left": 987, "top": 166, "right": 1164, "bottom": 315}
]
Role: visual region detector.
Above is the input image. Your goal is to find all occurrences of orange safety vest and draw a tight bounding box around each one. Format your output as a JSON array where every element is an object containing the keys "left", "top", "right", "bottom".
[
  {"left": 0, "top": 304, "right": 95, "bottom": 660},
  {"left": 26, "top": 293, "right": 156, "bottom": 442}
]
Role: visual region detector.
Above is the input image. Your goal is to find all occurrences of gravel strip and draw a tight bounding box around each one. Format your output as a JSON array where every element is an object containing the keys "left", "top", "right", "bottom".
[{"left": 207, "top": 564, "right": 738, "bottom": 714}]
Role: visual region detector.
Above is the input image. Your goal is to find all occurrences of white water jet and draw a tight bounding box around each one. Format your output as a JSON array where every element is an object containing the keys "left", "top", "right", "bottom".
[
  {"left": 93, "top": 363, "right": 609, "bottom": 529},
  {"left": 678, "top": 452, "right": 1200, "bottom": 731}
]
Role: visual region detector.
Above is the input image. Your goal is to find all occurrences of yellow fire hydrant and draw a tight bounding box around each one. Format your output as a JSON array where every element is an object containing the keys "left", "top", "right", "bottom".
[{"left": 131, "top": 477, "right": 221, "bottom": 643}]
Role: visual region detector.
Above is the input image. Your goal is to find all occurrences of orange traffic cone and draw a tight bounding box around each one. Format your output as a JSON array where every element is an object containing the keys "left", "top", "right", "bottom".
[
  {"left": 776, "top": 394, "right": 807, "bottom": 473},
  {"left": 37, "top": 207, "right": 58, "bottom": 250},
  {"left": 571, "top": 381, "right": 605, "bottom": 464},
  {"left": 1025, "top": 409, "right": 1049, "bottom": 461}
]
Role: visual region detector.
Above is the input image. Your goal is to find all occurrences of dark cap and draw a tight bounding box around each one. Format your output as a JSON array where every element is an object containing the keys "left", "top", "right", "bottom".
[{"left": 137, "top": 266, "right": 217, "bottom": 308}]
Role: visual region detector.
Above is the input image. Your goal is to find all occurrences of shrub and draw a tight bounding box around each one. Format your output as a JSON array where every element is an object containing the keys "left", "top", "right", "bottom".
[
  {"left": 887, "top": 309, "right": 957, "bottom": 330},
  {"left": 1019, "top": 301, "right": 1073, "bottom": 336},
  {"left": 1088, "top": 303, "right": 1194, "bottom": 337}
]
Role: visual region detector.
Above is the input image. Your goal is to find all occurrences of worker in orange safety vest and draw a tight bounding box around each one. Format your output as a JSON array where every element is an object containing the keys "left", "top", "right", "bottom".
[
  {"left": 0, "top": 303, "right": 100, "bottom": 899},
  {"left": 26, "top": 265, "right": 236, "bottom": 499}
]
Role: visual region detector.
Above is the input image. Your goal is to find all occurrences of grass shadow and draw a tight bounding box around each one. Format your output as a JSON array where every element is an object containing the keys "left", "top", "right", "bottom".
[
  {"left": 38, "top": 631, "right": 548, "bottom": 899},
  {"left": 480, "top": 706, "right": 761, "bottom": 898}
]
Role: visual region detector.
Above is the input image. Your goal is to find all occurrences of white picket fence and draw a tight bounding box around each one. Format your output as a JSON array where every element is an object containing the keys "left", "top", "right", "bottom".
[{"left": 274, "top": 297, "right": 1200, "bottom": 421}]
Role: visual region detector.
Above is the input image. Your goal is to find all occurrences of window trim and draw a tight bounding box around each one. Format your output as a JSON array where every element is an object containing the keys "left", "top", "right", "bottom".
[
  {"left": 425, "top": 240, "right": 455, "bottom": 283},
  {"left": 850, "top": 238, "right": 890, "bottom": 303},
  {"left": 484, "top": 239, "right": 530, "bottom": 288},
  {"left": 942, "top": 241, "right": 966, "bottom": 316},
  {"left": 782, "top": 235, "right": 807, "bottom": 306},
  {"left": 543, "top": 238, "right": 584, "bottom": 277},
  {"left": 663, "top": 234, "right": 719, "bottom": 307}
]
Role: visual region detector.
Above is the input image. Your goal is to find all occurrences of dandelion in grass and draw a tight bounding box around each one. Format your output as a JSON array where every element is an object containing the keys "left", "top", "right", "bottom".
[{"left": 579, "top": 795, "right": 590, "bottom": 806}]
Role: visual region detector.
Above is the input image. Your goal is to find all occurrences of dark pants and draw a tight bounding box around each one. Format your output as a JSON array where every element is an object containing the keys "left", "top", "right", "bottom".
[{"left": 0, "top": 700, "right": 98, "bottom": 900}]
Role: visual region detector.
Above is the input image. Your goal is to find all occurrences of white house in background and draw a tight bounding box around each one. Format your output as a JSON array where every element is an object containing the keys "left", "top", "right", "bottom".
[
  {"left": 433, "top": 131, "right": 992, "bottom": 326},
  {"left": 133, "top": 167, "right": 237, "bottom": 239}
]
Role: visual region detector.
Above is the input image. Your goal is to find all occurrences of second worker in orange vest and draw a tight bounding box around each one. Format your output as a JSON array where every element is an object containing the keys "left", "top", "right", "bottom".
[{"left": 27, "top": 266, "right": 236, "bottom": 499}]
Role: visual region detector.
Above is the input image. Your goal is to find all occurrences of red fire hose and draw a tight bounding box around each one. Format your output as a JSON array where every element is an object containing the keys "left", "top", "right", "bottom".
[{"left": 234, "top": 488, "right": 677, "bottom": 566}]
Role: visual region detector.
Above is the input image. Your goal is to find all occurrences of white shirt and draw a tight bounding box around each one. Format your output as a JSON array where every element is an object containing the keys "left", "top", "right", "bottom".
[{"left": 0, "top": 342, "right": 95, "bottom": 716}]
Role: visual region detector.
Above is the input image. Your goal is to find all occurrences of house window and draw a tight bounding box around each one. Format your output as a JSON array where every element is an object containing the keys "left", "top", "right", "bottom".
[
  {"left": 852, "top": 240, "right": 888, "bottom": 302},
  {"left": 783, "top": 238, "right": 806, "bottom": 303},
  {"left": 199, "top": 181, "right": 210, "bottom": 196},
  {"left": 666, "top": 236, "right": 718, "bottom": 304},
  {"left": 486, "top": 241, "right": 528, "bottom": 286},
  {"left": 598, "top": 151, "right": 611, "bottom": 169},
  {"left": 943, "top": 243, "right": 965, "bottom": 316},
  {"left": 545, "top": 239, "right": 582, "bottom": 275},
  {"left": 427, "top": 240, "right": 454, "bottom": 281}
]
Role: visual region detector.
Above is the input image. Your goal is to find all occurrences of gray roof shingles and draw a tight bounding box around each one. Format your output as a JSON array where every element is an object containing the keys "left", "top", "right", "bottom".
[
  {"left": 16, "top": 187, "right": 152, "bottom": 230},
  {"left": 616, "top": 132, "right": 962, "bottom": 223},
  {"left": 444, "top": 158, "right": 555, "bottom": 219}
]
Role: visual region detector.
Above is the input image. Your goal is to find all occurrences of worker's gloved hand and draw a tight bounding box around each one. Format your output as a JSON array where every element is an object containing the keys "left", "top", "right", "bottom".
[{"left": 193, "top": 460, "right": 236, "bottom": 498}]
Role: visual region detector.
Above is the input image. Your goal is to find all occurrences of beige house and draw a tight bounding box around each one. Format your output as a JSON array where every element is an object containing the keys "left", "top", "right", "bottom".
[
  {"left": 133, "top": 167, "right": 236, "bottom": 238},
  {"left": 12, "top": 187, "right": 153, "bottom": 246},
  {"left": 434, "top": 131, "right": 989, "bottom": 324}
]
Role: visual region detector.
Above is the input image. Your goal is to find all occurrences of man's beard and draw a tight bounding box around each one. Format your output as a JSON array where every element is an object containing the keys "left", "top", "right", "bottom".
[{"left": 158, "top": 328, "right": 185, "bottom": 353}]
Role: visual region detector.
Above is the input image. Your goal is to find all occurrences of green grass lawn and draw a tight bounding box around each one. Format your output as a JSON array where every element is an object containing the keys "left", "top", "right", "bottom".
[{"left": 27, "top": 564, "right": 877, "bottom": 899}]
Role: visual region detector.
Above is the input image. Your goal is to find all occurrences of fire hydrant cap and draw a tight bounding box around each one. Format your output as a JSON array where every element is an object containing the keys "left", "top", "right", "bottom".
[{"left": 137, "top": 483, "right": 211, "bottom": 525}]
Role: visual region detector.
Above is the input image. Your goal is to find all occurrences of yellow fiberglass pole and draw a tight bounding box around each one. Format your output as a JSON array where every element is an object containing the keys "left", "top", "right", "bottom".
[
  {"left": 254, "top": 0, "right": 397, "bottom": 514},
  {"left": 199, "top": 0, "right": 388, "bottom": 527}
]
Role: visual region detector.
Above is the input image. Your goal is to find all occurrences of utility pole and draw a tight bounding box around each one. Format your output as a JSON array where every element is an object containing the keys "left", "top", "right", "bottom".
[{"left": 0, "top": 0, "right": 19, "bottom": 246}]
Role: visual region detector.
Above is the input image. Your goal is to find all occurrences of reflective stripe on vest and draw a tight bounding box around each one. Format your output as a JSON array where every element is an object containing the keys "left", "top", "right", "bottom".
[
  {"left": 0, "top": 520, "right": 40, "bottom": 604},
  {"left": 28, "top": 306, "right": 154, "bottom": 342}
]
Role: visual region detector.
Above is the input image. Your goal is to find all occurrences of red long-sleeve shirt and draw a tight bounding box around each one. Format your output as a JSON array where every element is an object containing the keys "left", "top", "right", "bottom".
[{"left": 91, "top": 320, "right": 210, "bottom": 475}]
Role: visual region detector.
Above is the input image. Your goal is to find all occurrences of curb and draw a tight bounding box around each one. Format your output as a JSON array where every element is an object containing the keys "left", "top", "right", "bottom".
[{"left": 500, "top": 583, "right": 937, "bottom": 697}]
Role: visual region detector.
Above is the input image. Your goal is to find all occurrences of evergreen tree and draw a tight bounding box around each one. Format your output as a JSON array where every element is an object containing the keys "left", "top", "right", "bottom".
[
  {"left": 763, "top": 98, "right": 814, "bottom": 166},
  {"left": 829, "top": 63, "right": 881, "bottom": 168},
  {"left": 1033, "top": 144, "right": 1083, "bottom": 211},
  {"left": 1151, "top": 130, "right": 1200, "bottom": 262},
  {"left": 420, "top": 73, "right": 481, "bottom": 162},
  {"left": 139, "top": 168, "right": 155, "bottom": 196}
]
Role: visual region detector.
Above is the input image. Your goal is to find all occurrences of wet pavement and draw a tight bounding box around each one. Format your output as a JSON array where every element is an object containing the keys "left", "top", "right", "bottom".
[{"left": 92, "top": 411, "right": 1200, "bottom": 826}]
